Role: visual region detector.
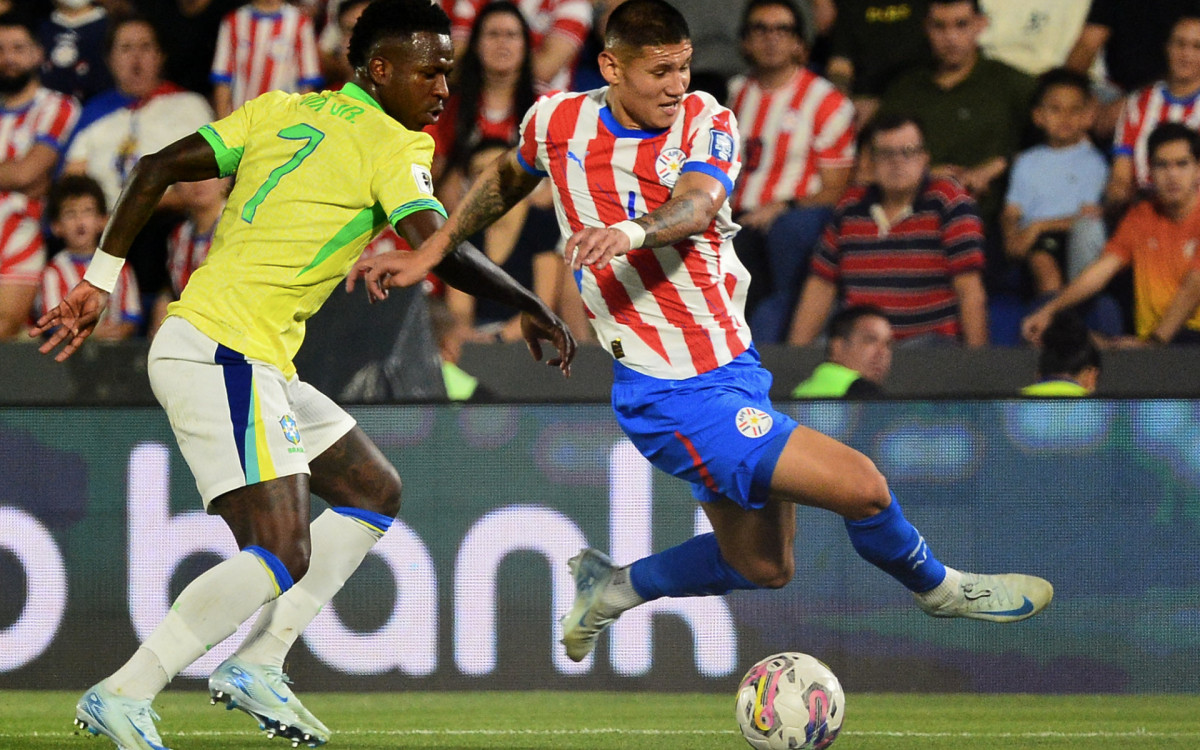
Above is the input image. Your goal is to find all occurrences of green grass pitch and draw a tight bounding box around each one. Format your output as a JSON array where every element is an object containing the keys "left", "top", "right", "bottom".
[{"left": 1, "top": 691, "right": 1198, "bottom": 749}]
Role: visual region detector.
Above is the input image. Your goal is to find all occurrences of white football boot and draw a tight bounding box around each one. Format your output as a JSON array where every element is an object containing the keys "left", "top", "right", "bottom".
[
  {"left": 559, "top": 548, "right": 626, "bottom": 662},
  {"left": 916, "top": 568, "right": 1053, "bottom": 622},
  {"left": 73, "top": 682, "right": 170, "bottom": 750},
  {"left": 208, "top": 656, "right": 330, "bottom": 748}
]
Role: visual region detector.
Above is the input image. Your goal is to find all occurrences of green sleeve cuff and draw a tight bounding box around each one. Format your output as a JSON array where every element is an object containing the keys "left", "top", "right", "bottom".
[
  {"left": 198, "top": 125, "right": 243, "bottom": 177},
  {"left": 388, "top": 199, "right": 447, "bottom": 227}
]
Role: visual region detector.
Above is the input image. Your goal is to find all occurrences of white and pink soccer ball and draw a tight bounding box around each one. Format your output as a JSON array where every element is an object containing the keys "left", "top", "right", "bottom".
[{"left": 734, "top": 652, "right": 845, "bottom": 750}]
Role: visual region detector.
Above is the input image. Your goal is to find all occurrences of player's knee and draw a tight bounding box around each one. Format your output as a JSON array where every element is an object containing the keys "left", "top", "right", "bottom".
[
  {"left": 845, "top": 456, "right": 891, "bottom": 521},
  {"left": 740, "top": 555, "right": 794, "bottom": 589},
  {"left": 272, "top": 537, "right": 311, "bottom": 584},
  {"left": 365, "top": 463, "right": 403, "bottom": 518}
]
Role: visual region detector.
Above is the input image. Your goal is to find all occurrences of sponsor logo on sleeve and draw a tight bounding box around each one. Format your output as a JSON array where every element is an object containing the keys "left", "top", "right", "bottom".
[
  {"left": 412, "top": 164, "right": 434, "bottom": 195},
  {"left": 710, "top": 130, "right": 735, "bottom": 163}
]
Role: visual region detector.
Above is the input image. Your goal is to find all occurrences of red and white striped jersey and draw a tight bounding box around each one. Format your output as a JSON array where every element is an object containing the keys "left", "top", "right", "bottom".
[
  {"left": 0, "top": 86, "right": 79, "bottom": 206},
  {"left": 40, "top": 251, "right": 141, "bottom": 325},
  {"left": 1114, "top": 81, "right": 1200, "bottom": 189},
  {"left": 449, "top": 0, "right": 591, "bottom": 52},
  {"left": 211, "top": 5, "right": 322, "bottom": 110},
  {"left": 726, "top": 68, "right": 855, "bottom": 213},
  {"left": 167, "top": 219, "right": 215, "bottom": 297},
  {"left": 0, "top": 195, "right": 45, "bottom": 286},
  {"left": 516, "top": 88, "right": 751, "bottom": 380}
]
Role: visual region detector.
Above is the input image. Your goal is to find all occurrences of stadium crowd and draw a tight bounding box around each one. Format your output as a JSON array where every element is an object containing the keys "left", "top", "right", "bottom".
[{"left": 4, "top": 0, "right": 1200, "bottom": 398}]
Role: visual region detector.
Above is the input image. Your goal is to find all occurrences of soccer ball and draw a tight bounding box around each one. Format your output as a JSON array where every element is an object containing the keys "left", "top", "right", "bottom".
[{"left": 734, "top": 652, "right": 845, "bottom": 750}]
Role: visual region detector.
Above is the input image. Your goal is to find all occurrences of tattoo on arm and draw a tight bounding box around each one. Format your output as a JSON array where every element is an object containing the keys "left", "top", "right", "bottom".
[
  {"left": 635, "top": 191, "right": 714, "bottom": 247},
  {"left": 445, "top": 158, "right": 541, "bottom": 251}
]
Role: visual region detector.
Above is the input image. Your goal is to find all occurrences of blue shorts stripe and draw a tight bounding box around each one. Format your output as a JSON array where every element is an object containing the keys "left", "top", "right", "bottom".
[
  {"left": 334, "top": 506, "right": 393, "bottom": 534},
  {"left": 215, "top": 344, "right": 251, "bottom": 479},
  {"left": 244, "top": 545, "right": 294, "bottom": 594}
]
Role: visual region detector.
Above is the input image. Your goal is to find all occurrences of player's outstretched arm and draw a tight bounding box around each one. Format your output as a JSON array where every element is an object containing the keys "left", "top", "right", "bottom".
[
  {"left": 563, "top": 171, "right": 726, "bottom": 270},
  {"left": 350, "top": 150, "right": 543, "bottom": 291},
  {"left": 31, "top": 133, "right": 221, "bottom": 361},
  {"left": 353, "top": 206, "right": 575, "bottom": 377}
]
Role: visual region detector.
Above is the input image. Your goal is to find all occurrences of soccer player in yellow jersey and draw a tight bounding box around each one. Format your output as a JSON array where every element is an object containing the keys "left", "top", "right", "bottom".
[{"left": 34, "top": 2, "right": 575, "bottom": 748}]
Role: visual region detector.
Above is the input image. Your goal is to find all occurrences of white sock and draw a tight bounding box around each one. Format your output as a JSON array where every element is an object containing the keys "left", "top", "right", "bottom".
[
  {"left": 106, "top": 550, "right": 280, "bottom": 700},
  {"left": 236, "top": 509, "right": 384, "bottom": 667},
  {"left": 600, "top": 565, "right": 645, "bottom": 614},
  {"left": 914, "top": 566, "right": 962, "bottom": 609}
]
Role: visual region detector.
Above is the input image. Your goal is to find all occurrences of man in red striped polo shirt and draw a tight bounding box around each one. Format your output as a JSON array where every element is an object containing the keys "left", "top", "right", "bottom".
[
  {"left": 728, "top": 0, "right": 855, "bottom": 344},
  {"left": 0, "top": 12, "right": 79, "bottom": 340},
  {"left": 789, "top": 112, "right": 989, "bottom": 346}
]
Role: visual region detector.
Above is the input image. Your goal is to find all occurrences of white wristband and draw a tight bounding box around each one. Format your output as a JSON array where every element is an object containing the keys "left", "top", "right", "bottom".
[
  {"left": 82, "top": 249, "right": 124, "bottom": 293},
  {"left": 609, "top": 220, "right": 646, "bottom": 250}
]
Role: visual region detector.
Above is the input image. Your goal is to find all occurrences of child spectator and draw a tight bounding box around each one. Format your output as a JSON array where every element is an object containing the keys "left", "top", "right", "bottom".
[
  {"left": 1001, "top": 68, "right": 1108, "bottom": 297},
  {"left": 211, "top": 0, "right": 322, "bottom": 118},
  {"left": 37, "top": 0, "right": 112, "bottom": 103},
  {"left": 149, "top": 176, "right": 229, "bottom": 336},
  {"left": 40, "top": 174, "right": 141, "bottom": 339}
]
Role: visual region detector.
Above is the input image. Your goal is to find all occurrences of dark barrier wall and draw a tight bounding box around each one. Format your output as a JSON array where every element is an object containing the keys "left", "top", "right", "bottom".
[{"left": 2, "top": 402, "right": 1199, "bottom": 693}]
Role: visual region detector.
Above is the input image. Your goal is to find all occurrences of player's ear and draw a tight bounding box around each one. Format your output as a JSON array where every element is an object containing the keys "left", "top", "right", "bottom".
[
  {"left": 598, "top": 49, "right": 622, "bottom": 86},
  {"left": 366, "top": 54, "right": 392, "bottom": 87}
]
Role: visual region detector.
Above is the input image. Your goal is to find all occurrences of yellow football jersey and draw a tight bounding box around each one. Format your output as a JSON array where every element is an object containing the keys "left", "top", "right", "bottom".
[{"left": 169, "top": 83, "right": 445, "bottom": 377}]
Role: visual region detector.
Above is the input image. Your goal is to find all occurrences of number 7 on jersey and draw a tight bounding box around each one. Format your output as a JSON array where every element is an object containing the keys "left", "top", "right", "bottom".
[{"left": 241, "top": 123, "right": 325, "bottom": 223}]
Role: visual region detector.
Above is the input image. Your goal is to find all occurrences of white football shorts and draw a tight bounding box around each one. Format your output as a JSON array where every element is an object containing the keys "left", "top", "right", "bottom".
[{"left": 148, "top": 316, "right": 357, "bottom": 509}]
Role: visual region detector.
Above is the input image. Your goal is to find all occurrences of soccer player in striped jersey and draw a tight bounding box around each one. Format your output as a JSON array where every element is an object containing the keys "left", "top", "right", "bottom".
[
  {"left": 353, "top": 0, "right": 1054, "bottom": 666},
  {"left": 0, "top": 12, "right": 79, "bottom": 339},
  {"left": 212, "top": 0, "right": 324, "bottom": 118},
  {"left": 36, "top": 2, "right": 574, "bottom": 748}
]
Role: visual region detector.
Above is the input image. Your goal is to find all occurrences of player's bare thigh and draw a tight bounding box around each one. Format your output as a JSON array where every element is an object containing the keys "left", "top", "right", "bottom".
[
  {"left": 701, "top": 496, "right": 796, "bottom": 588},
  {"left": 768, "top": 424, "right": 890, "bottom": 521},
  {"left": 308, "top": 426, "right": 402, "bottom": 517}
]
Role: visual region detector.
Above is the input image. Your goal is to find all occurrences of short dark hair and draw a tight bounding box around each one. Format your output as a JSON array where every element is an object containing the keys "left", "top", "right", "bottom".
[
  {"left": 347, "top": 0, "right": 451, "bottom": 69},
  {"left": 1037, "top": 311, "right": 1100, "bottom": 379},
  {"left": 605, "top": 0, "right": 690, "bottom": 53},
  {"left": 1032, "top": 67, "right": 1092, "bottom": 107},
  {"left": 928, "top": 0, "right": 980, "bottom": 13},
  {"left": 828, "top": 305, "right": 888, "bottom": 341},
  {"left": 104, "top": 15, "right": 161, "bottom": 58},
  {"left": 866, "top": 112, "right": 926, "bottom": 146},
  {"left": 47, "top": 175, "right": 108, "bottom": 223},
  {"left": 739, "top": 0, "right": 806, "bottom": 42},
  {"left": 337, "top": 0, "right": 371, "bottom": 23},
  {"left": 1148, "top": 121, "right": 1200, "bottom": 162},
  {"left": 0, "top": 11, "right": 36, "bottom": 39}
]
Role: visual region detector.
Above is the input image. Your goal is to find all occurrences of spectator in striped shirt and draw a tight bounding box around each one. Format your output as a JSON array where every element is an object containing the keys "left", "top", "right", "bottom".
[
  {"left": 728, "top": 0, "right": 855, "bottom": 344},
  {"left": 40, "top": 174, "right": 141, "bottom": 339},
  {"left": 789, "top": 113, "right": 989, "bottom": 346},
  {"left": 1105, "top": 13, "right": 1200, "bottom": 211},
  {"left": 211, "top": 0, "right": 323, "bottom": 118},
  {"left": 0, "top": 12, "right": 80, "bottom": 340}
]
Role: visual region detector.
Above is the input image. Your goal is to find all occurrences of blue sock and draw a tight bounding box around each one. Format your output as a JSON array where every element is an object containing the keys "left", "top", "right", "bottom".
[
  {"left": 627, "top": 532, "right": 764, "bottom": 601},
  {"left": 844, "top": 492, "right": 946, "bottom": 593}
]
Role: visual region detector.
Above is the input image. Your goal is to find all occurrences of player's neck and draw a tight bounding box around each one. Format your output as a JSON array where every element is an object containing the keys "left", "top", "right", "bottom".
[
  {"left": 251, "top": 0, "right": 285, "bottom": 12},
  {"left": 66, "top": 244, "right": 97, "bottom": 259},
  {"left": 752, "top": 63, "right": 800, "bottom": 91}
]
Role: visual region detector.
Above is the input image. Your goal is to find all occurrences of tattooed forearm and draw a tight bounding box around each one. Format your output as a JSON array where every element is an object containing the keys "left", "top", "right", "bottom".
[
  {"left": 635, "top": 189, "right": 718, "bottom": 247},
  {"left": 444, "top": 154, "right": 542, "bottom": 252}
]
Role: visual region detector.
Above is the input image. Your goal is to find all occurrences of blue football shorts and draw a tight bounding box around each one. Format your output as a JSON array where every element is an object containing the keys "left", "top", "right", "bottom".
[{"left": 611, "top": 347, "right": 798, "bottom": 509}]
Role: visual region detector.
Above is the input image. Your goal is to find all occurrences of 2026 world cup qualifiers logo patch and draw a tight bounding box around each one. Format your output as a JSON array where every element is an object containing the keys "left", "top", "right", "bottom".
[{"left": 735, "top": 407, "right": 773, "bottom": 438}]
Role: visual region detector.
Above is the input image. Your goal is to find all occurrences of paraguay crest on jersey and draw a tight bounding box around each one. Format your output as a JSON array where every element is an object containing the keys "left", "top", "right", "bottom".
[{"left": 655, "top": 147, "right": 686, "bottom": 187}]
